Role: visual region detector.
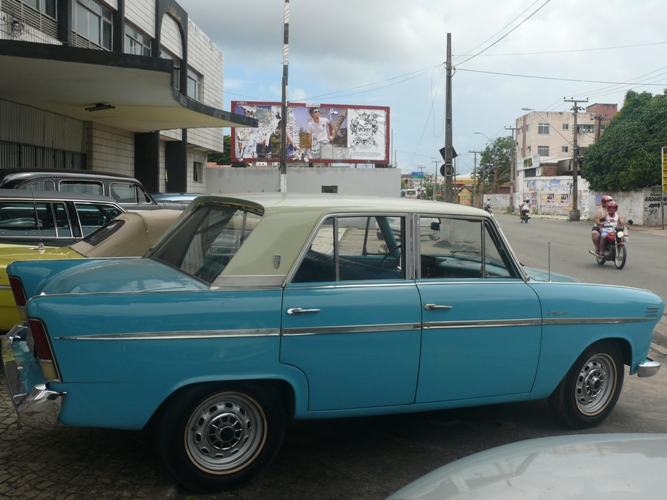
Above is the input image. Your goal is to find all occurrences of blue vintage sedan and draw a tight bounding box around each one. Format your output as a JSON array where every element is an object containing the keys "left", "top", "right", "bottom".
[{"left": 2, "top": 194, "right": 663, "bottom": 493}]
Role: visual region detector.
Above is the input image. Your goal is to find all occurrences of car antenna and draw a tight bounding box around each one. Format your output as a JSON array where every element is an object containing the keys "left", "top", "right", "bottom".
[
  {"left": 31, "top": 190, "right": 45, "bottom": 251},
  {"left": 548, "top": 241, "right": 551, "bottom": 282}
]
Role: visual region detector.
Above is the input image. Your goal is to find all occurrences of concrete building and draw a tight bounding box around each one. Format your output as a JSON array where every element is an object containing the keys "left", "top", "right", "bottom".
[
  {"left": 513, "top": 103, "right": 617, "bottom": 215},
  {"left": 0, "top": 0, "right": 255, "bottom": 193}
]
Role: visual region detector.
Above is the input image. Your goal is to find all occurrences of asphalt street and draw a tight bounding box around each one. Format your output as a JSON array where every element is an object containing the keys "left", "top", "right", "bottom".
[{"left": 1, "top": 213, "right": 666, "bottom": 499}]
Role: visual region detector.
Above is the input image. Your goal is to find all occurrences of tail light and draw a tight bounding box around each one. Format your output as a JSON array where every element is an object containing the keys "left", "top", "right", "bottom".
[
  {"left": 9, "top": 276, "right": 28, "bottom": 321},
  {"left": 28, "top": 319, "right": 61, "bottom": 382}
]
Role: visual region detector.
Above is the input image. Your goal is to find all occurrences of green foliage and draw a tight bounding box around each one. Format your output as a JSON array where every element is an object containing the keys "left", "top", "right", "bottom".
[
  {"left": 207, "top": 135, "right": 232, "bottom": 165},
  {"left": 475, "top": 136, "right": 513, "bottom": 192},
  {"left": 582, "top": 90, "right": 667, "bottom": 191}
]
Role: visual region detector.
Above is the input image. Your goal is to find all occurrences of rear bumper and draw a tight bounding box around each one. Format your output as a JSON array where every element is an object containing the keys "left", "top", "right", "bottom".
[
  {"left": 1, "top": 324, "right": 65, "bottom": 430},
  {"left": 636, "top": 358, "right": 661, "bottom": 378}
]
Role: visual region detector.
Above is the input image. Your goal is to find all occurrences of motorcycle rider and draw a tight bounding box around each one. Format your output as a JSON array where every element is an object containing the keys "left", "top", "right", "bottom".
[
  {"left": 484, "top": 198, "right": 492, "bottom": 213},
  {"left": 592, "top": 195, "right": 613, "bottom": 254},
  {"left": 520, "top": 198, "right": 530, "bottom": 219},
  {"left": 598, "top": 201, "right": 629, "bottom": 257}
]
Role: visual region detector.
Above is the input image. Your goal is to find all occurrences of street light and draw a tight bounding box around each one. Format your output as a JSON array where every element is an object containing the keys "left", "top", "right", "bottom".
[{"left": 474, "top": 131, "right": 492, "bottom": 143}]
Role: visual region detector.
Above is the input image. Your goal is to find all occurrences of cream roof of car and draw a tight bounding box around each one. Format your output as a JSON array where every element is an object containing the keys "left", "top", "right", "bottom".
[
  {"left": 187, "top": 193, "right": 491, "bottom": 281},
  {"left": 72, "top": 209, "right": 182, "bottom": 258}
]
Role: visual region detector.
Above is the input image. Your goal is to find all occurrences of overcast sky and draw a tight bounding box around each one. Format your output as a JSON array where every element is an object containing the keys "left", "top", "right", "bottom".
[{"left": 179, "top": 0, "right": 667, "bottom": 174}]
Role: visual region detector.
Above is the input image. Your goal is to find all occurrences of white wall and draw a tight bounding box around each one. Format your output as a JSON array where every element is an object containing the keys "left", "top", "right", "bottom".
[
  {"left": 207, "top": 167, "right": 402, "bottom": 197},
  {"left": 585, "top": 189, "right": 667, "bottom": 226}
]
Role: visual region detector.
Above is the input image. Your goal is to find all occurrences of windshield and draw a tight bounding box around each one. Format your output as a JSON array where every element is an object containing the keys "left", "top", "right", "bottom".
[{"left": 148, "top": 204, "right": 261, "bottom": 284}]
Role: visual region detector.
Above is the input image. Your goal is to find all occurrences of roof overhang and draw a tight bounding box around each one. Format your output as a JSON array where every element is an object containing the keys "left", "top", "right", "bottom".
[{"left": 0, "top": 40, "right": 257, "bottom": 133}]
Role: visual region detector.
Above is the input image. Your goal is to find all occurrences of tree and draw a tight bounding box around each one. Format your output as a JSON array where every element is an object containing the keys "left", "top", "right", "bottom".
[
  {"left": 476, "top": 136, "right": 513, "bottom": 193},
  {"left": 207, "top": 135, "right": 232, "bottom": 165},
  {"left": 582, "top": 90, "right": 667, "bottom": 191}
]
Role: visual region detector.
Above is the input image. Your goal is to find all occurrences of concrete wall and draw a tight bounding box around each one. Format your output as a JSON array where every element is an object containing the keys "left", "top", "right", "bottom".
[
  {"left": 586, "top": 189, "right": 667, "bottom": 226},
  {"left": 207, "top": 167, "right": 402, "bottom": 197}
]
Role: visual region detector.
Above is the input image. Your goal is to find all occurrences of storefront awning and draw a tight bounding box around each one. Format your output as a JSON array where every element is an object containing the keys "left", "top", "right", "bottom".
[{"left": 0, "top": 40, "right": 257, "bottom": 133}]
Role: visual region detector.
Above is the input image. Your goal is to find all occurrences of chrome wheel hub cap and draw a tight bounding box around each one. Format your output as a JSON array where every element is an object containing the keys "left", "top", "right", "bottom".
[
  {"left": 575, "top": 354, "right": 615, "bottom": 416},
  {"left": 186, "top": 393, "right": 266, "bottom": 473}
]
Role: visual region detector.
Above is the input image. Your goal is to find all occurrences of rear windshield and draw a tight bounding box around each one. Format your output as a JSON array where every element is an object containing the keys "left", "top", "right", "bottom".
[{"left": 148, "top": 204, "right": 261, "bottom": 284}]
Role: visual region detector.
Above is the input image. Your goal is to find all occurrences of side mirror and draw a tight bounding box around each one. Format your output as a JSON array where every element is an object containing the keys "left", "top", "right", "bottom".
[{"left": 430, "top": 222, "right": 440, "bottom": 231}]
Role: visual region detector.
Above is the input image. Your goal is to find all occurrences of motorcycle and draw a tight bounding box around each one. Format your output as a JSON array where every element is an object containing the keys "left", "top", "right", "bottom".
[
  {"left": 589, "top": 226, "right": 627, "bottom": 270},
  {"left": 484, "top": 203, "right": 492, "bottom": 214},
  {"left": 520, "top": 209, "right": 530, "bottom": 223}
]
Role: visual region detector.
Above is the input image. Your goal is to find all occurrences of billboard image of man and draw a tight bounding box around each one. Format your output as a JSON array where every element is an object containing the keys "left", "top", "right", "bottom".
[{"left": 307, "top": 107, "right": 334, "bottom": 150}]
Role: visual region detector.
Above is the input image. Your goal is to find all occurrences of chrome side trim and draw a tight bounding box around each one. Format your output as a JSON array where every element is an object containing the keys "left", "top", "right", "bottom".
[
  {"left": 543, "top": 317, "right": 655, "bottom": 325},
  {"left": 425, "top": 319, "right": 542, "bottom": 329},
  {"left": 211, "top": 275, "right": 286, "bottom": 289},
  {"left": 0, "top": 285, "right": 10, "bottom": 290},
  {"left": 55, "top": 328, "right": 280, "bottom": 341},
  {"left": 288, "top": 282, "right": 416, "bottom": 290},
  {"left": 283, "top": 323, "right": 421, "bottom": 337}
]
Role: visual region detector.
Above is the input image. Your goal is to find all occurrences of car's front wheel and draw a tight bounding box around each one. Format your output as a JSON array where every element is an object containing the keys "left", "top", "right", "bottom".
[
  {"left": 548, "top": 340, "right": 624, "bottom": 429},
  {"left": 156, "top": 383, "right": 286, "bottom": 493}
]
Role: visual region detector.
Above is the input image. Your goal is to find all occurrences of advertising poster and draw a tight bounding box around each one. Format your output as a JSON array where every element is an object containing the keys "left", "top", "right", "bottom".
[{"left": 231, "top": 102, "right": 390, "bottom": 164}]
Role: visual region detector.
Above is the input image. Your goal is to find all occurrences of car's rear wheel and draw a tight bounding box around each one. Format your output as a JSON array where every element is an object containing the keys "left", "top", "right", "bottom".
[
  {"left": 156, "top": 383, "right": 285, "bottom": 493},
  {"left": 548, "top": 340, "right": 624, "bottom": 429}
]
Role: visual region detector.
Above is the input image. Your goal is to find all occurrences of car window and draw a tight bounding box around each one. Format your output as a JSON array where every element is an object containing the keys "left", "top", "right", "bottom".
[
  {"left": 110, "top": 182, "right": 152, "bottom": 204},
  {"left": 0, "top": 201, "right": 69, "bottom": 238},
  {"left": 60, "top": 181, "right": 104, "bottom": 196},
  {"left": 419, "top": 217, "right": 513, "bottom": 279},
  {"left": 149, "top": 205, "right": 261, "bottom": 284},
  {"left": 74, "top": 203, "right": 123, "bottom": 236},
  {"left": 292, "top": 216, "right": 405, "bottom": 283},
  {"left": 19, "top": 180, "right": 56, "bottom": 191}
]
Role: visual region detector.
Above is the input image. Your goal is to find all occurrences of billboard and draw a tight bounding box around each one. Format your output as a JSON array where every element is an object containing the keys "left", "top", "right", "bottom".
[{"left": 231, "top": 102, "right": 390, "bottom": 164}]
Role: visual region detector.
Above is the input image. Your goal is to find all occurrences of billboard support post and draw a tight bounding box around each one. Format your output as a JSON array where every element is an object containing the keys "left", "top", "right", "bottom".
[{"left": 279, "top": 0, "right": 290, "bottom": 192}]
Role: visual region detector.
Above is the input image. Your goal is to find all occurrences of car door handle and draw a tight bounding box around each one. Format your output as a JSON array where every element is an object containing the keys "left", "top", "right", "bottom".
[
  {"left": 424, "top": 304, "right": 453, "bottom": 311},
  {"left": 287, "top": 308, "right": 322, "bottom": 315}
]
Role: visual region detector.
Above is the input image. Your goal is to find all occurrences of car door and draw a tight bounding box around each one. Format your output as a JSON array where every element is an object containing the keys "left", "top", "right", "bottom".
[
  {"left": 415, "top": 216, "right": 542, "bottom": 403},
  {"left": 281, "top": 215, "right": 422, "bottom": 411}
]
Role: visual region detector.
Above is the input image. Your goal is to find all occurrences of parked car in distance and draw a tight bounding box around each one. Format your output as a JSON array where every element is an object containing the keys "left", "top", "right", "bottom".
[
  {"left": 386, "top": 433, "right": 667, "bottom": 499},
  {"left": 0, "top": 189, "right": 123, "bottom": 246},
  {"left": 0, "top": 209, "right": 181, "bottom": 332},
  {"left": 2, "top": 194, "right": 664, "bottom": 493},
  {"left": 0, "top": 169, "right": 159, "bottom": 211}
]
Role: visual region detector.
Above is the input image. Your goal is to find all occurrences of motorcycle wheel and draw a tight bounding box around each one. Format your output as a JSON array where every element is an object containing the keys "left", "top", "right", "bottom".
[
  {"left": 596, "top": 251, "right": 605, "bottom": 265},
  {"left": 614, "top": 245, "right": 626, "bottom": 270}
]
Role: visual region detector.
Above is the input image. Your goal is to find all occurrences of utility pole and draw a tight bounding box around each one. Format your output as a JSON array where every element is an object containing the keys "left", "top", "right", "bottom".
[
  {"left": 469, "top": 150, "right": 482, "bottom": 208},
  {"left": 593, "top": 114, "right": 610, "bottom": 141},
  {"left": 564, "top": 98, "right": 588, "bottom": 221},
  {"left": 504, "top": 126, "right": 520, "bottom": 213},
  {"left": 279, "top": 0, "right": 290, "bottom": 192},
  {"left": 432, "top": 159, "right": 439, "bottom": 200},
  {"left": 444, "top": 33, "right": 453, "bottom": 202}
]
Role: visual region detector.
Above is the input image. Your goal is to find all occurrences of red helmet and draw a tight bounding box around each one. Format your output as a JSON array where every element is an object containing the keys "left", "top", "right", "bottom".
[
  {"left": 606, "top": 201, "right": 618, "bottom": 213},
  {"left": 601, "top": 195, "right": 614, "bottom": 205}
]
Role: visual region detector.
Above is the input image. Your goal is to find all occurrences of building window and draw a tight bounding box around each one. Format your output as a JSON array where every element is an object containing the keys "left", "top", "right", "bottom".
[
  {"left": 562, "top": 123, "right": 569, "bottom": 130},
  {"left": 577, "top": 124, "right": 594, "bottom": 134},
  {"left": 562, "top": 146, "right": 569, "bottom": 153},
  {"left": 537, "top": 146, "right": 549, "bottom": 156},
  {"left": 22, "top": 0, "right": 56, "bottom": 18},
  {"left": 187, "top": 68, "right": 201, "bottom": 101},
  {"left": 525, "top": 124, "right": 529, "bottom": 131},
  {"left": 125, "top": 23, "right": 151, "bottom": 56},
  {"left": 538, "top": 123, "right": 550, "bottom": 134},
  {"left": 322, "top": 186, "right": 338, "bottom": 193},
  {"left": 74, "top": 0, "right": 112, "bottom": 50},
  {"left": 193, "top": 162, "right": 203, "bottom": 183},
  {"left": 161, "top": 49, "right": 181, "bottom": 91}
]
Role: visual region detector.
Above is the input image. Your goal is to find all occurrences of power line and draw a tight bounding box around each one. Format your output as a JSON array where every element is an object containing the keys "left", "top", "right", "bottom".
[
  {"left": 455, "top": 41, "right": 667, "bottom": 57},
  {"left": 457, "top": 68, "right": 667, "bottom": 86}
]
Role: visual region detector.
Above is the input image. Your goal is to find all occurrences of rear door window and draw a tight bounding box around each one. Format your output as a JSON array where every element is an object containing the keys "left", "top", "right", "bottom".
[{"left": 110, "top": 182, "right": 153, "bottom": 204}]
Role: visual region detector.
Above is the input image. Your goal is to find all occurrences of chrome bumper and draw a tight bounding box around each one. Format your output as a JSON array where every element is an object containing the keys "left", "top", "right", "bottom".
[
  {"left": 2, "top": 325, "right": 65, "bottom": 430},
  {"left": 636, "top": 358, "right": 661, "bottom": 378}
]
